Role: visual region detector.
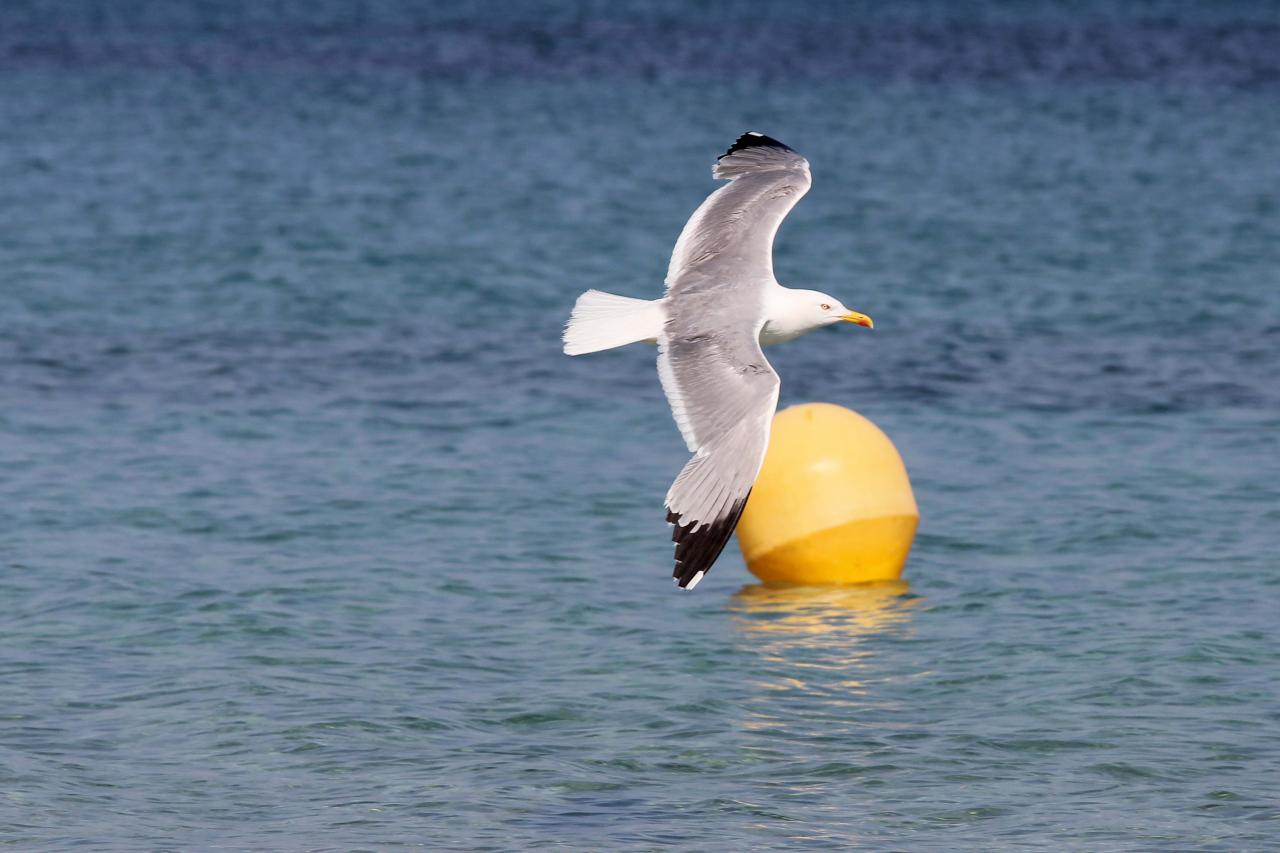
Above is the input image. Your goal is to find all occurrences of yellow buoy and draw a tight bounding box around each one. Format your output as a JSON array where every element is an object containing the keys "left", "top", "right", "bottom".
[{"left": 736, "top": 403, "right": 918, "bottom": 586}]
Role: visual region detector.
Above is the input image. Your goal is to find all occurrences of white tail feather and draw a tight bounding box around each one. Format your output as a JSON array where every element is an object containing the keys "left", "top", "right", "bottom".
[{"left": 562, "top": 290, "right": 664, "bottom": 355}]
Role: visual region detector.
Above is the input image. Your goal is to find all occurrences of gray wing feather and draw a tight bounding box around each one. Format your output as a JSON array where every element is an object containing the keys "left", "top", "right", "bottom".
[
  {"left": 655, "top": 133, "right": 803, "bottom": 587},
  {"left": 660, "top": 318, "right": 778, "bottom": 584},
  {"left": 657, "top": 291, "right": 780, "bottom": 586},
  {"left": 665, "top": 137, "right": 811, "bottom": 288}
]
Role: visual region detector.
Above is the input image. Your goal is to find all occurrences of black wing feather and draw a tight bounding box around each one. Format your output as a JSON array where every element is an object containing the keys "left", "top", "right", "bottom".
[
  {"left": 718, "top": 132, "right": 794, "bottom": 160},
  {"left": 667, "top": 491, "right": 752, "bottom": 589}
]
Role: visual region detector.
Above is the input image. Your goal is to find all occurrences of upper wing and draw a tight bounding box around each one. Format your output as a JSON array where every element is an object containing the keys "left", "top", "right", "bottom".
[
  {"left": 665, "top": 132, "right": 812, "bottom": 289},
  {"left": 657, "top": 307, "right": 780, "bottom": 589}
]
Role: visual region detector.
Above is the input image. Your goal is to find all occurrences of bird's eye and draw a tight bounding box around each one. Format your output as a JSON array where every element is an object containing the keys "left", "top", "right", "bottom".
[{"left": 820, "top": 303, "right": 831, "bottom": 310}]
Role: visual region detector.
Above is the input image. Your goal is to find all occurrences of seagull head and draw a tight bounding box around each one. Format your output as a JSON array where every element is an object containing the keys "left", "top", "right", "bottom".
[
  {"left": 762, "top": 288, "right": 874, "bottom": 346},
  {"left": 797, "top": 289, "right": 873, "bottom": 331}
]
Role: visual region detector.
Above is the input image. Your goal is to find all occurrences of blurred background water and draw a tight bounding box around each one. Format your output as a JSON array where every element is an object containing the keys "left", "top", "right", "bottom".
[{"left": 2, "top": 0, "right": 1279, "bottom": 849}]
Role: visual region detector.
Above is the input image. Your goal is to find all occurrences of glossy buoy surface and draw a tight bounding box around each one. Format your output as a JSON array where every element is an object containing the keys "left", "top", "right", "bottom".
[{"left": 736, "top": 403, "right": 918, "bottom": 585}]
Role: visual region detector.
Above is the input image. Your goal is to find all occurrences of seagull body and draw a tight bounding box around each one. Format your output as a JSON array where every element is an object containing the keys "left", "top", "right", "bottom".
[{"left": 563, "top": 133, "right": 873, "bottom": 590}]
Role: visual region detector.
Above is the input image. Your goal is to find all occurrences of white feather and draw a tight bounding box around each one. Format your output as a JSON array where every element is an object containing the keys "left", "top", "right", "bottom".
[{"left": 562, "top": 291, "right": 665, "bottom": 355}]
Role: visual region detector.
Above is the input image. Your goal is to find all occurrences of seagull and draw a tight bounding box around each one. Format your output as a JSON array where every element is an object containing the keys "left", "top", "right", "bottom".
[{"left": 563, "top": 132, "right": 873, "bottom": 590}]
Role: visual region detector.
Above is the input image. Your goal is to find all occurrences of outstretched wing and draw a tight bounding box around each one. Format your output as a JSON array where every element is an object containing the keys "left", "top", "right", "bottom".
[
  {"left": 654, "top": 132, "right": 807, "bottom": 589},
  {"left": 658, "top": 306, "right": 780, "bottom": 590},
  {"left": 665, "top": 132, "right": 812, "bottom": 289}
]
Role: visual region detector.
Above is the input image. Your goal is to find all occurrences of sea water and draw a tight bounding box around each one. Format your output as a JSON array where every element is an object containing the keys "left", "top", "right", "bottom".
[{"left": 2, "top": 1, "right": 1279, "bottom": 848}]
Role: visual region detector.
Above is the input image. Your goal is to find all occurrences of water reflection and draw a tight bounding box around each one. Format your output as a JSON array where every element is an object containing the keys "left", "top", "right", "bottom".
[
  {"left": 730, "top": 581, "right": 917, "bottom": 641},
  {"left": 730, "top": 582, "right": 920, "bottom": 735}
]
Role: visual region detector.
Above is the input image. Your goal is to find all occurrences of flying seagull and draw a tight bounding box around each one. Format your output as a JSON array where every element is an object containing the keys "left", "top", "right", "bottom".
[{"left": 563, "top": 132, "right": 873, "bottom": 590}]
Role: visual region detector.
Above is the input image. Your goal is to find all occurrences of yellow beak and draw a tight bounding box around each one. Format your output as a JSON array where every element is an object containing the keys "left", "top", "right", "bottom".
[{"left": 840, "top": 311, "right": 874, "bottom": 329}]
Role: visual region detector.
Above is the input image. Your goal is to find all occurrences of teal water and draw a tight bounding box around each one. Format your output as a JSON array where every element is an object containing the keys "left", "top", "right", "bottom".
[{"left": 3, "top": 2, "right": 1280, "bottom": 849}]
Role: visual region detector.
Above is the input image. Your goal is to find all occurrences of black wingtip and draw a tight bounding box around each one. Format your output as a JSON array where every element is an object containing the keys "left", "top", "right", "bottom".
[
  {"left": 667, "top": 492, "right": 753, "bottom": 590},
  {"left": 718, "top": 132, "right": 793, "bottom": 160}
]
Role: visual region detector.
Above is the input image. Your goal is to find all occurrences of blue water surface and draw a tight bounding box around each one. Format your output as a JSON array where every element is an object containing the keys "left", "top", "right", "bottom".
[{"left": 2, "top": 1, "right": 1279, "bottom": 849}]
